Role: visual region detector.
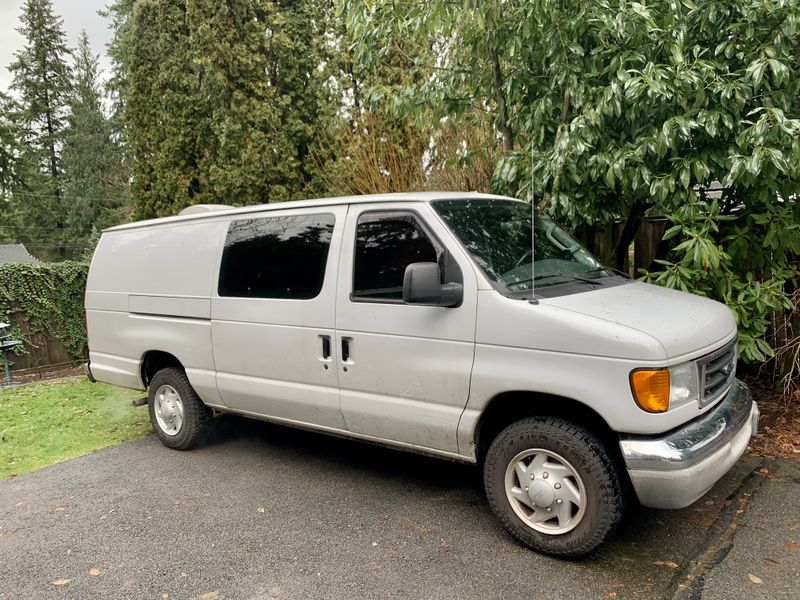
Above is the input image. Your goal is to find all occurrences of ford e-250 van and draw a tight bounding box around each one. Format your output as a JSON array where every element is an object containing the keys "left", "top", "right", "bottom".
[{"left": 85, "top": 192, "right": 758, "bottom": 557}]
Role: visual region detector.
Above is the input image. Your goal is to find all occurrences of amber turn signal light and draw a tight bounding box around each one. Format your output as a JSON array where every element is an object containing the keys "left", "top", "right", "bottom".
[{"left": 630, "top": 369, "right": 670, "bottom": 413}]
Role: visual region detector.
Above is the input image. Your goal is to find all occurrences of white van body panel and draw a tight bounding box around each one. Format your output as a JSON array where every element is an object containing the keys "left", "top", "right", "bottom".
[
  {"left": 210, "top": 205, "right": 347, "bottom": 429},
  {"left": 334, "top": 202, "right": 479, "bottom": 453},
  {"left": 453, "top": 288, "right": 738, "bottom": 453},
  {"left": 474, "top": 289, "right": 667, "bottom": 360},
  {"left": 85, "top": 219, "right": 228, "bottom": 403},
  {"left": 545, "top": 281, "right": 737, "bottom": 360}
]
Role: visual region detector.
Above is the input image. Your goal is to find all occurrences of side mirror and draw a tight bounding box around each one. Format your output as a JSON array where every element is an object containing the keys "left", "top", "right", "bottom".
[{"left": 402, "top": 262, "right": 463, "bottom": 307}]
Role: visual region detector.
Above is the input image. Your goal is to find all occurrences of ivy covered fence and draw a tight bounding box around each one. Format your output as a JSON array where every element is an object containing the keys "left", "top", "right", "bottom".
[{"left": 0, "top": 262, "right": 89, "bottom": 370}]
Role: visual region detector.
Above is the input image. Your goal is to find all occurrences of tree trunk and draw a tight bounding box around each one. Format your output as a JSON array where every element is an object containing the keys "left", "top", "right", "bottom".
[
  {"left": 613, "top": 200, "right": 647, "bottom": 272},
  {"left": 490, "top": 47, "right": 517, "bottom": 195},
  {"left": 42, "top": 71, "right": 66, "bottom": 259},
  {"left": 490, "top": 50, "right": 514, "bottom": 152}
]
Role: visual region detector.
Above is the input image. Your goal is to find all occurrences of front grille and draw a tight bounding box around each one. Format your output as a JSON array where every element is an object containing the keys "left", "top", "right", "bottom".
[{"left": 698, "top": 340, "right": 737, "bottom": 408}]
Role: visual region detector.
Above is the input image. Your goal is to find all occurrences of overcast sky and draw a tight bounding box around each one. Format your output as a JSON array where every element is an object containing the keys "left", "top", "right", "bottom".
[{"left": 1, "top": 0, "right": 113, "bottom": 94}]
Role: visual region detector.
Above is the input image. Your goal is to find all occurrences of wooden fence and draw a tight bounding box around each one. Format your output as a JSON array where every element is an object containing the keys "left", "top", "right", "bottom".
[
  {"left": 6, "top": 309, "right": 75, "bottom": 372},
  {"left": 574, "top": 217, "right": 673, "bottom": 276}
]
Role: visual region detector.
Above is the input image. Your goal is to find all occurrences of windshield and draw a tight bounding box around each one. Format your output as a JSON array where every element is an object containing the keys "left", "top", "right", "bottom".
[{"left": 432, "top": 199, "right": 616, "bottom": 296}]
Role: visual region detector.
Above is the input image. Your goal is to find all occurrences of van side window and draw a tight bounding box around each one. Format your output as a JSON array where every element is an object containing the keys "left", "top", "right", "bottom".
[
  {"left": 219, "top": 213, "right": 335, "bottom": 299},
  {"left": 353, "top": 212, "right": 442, "bottom": 301}
]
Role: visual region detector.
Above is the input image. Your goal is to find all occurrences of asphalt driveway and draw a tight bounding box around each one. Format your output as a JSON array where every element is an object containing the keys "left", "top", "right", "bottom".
[{"left": 1, "top": 416, "right": 798, "bottom": 599}]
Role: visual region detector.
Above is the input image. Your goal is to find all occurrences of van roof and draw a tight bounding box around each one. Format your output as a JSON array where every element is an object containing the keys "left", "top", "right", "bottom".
[{"left": 105, "top": 191, "right": 518, "bottom": 232}]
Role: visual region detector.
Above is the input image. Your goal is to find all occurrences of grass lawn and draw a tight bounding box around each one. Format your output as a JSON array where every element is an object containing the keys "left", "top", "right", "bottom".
[{"left": 0, "top": 376, "right": 151, "bottom": 479}]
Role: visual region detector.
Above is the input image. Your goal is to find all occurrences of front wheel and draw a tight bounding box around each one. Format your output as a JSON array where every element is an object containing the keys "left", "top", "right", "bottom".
[
  {"left": 148, "top": 367, "right": 210, "bottom": 450},
  {"left": 483, "top": 417, "right": 625, "bottom": 558}
]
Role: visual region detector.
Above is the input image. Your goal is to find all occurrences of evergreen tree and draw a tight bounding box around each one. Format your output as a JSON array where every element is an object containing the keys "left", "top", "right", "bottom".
[
  {"left": 188, "top": 0, "right": 337, "bottom": 207},
  {"left": 106, "top": 0, "right": 339, "bottom": 218},
  {"left": 61, "top": 31, "right": 128, "bottom": 255},
  {"left": 7, "top": 0, "right": 72, "bottom": 260},
  {"left": 0, "top": 93, "right": 20, "bottom": 195},
  {"left": 0, "top": 93, "right": 21, "bottom": 244},
  {"left": 129, "top": 0, "right": 201, "bottom": 217}
]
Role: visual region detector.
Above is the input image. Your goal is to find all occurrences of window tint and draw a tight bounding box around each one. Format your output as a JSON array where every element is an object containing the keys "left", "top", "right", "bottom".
[
  {"left": 219, "top": 213, "right": 335, "bottom": 299},
  {"left": 353, "top": 212, "right": 440, "bottom": 301}
]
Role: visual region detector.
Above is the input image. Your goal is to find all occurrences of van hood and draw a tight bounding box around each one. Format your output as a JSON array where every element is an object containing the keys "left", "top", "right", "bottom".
[{"left": 543, "top": 281, "right": 736, "bottom": 360}]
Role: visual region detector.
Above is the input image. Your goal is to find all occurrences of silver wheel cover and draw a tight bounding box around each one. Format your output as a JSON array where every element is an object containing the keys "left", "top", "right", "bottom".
[
  {"left": 153, "top": 384, "right": 185, "bottom": 436},
  {"left": 504, "top": 448, "right": 587, "bottom": 535}
]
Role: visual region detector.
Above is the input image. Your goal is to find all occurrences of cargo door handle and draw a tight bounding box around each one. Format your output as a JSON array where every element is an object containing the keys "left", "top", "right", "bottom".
[
  {"left": 320, "top": 335, "right": 331, "bottom": 359},
  {"left": 341, "top": 337, "right": 351, "bottom": 362}
]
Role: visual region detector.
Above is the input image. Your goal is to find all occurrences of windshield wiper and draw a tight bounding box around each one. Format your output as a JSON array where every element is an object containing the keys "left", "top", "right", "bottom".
[
  {"left": 510, "top": 272, "right": 599, "bottom": 287},
  {"left": 584, "top": 266, "right": 632, "bottom": 279}
]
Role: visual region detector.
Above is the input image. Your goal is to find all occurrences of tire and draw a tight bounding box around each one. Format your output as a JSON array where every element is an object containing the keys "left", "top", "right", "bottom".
[
  {"left": 147, "top": 367, "right": 210, "bottom": 450},
  {"left": 483, "top": 417, "right": 625, "bottom": 559}
]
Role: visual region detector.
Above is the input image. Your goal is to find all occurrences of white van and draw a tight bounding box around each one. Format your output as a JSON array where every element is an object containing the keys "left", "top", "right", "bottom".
[{"left": 85, "top": 192, "right": 758, "bottom": 557}]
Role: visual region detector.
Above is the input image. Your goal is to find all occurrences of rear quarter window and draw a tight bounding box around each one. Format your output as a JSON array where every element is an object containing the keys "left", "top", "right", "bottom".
[{"left": 218, "top": 213, "right": 335, "bottom": 299}]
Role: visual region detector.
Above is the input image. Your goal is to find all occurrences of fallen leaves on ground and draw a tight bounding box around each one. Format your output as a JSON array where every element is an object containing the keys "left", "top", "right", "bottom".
[
  {"left": 194, "top": 592, "right": 220, "bottom": 600},
  {"left": 89, "top": 568, "right": 101, "bottom": 577},
  {"left": 604, "top": 579, "right": 624, "bottom": 597},
  {"left": 14, "top": 365, "right": 83, "bottom": 384},
  {"left": 744, "top": 376, "right": 800, "bottom": 460},
  {"left": 747, "top": 573, "right": 764, "bottom": 584},
  {"left": 51, "top": 579, "right": 72, "bottom": 586},
  {"left": 756, "top": 468, "right": 785, "bottom": 481},
  {"left": 653, "top": 560, "right": 680, "bottom": 569}
]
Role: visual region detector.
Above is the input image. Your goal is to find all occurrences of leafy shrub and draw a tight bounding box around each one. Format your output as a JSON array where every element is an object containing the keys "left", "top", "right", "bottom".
[{"left": 642, "top": 198, "right": 798, "bottom": 367}]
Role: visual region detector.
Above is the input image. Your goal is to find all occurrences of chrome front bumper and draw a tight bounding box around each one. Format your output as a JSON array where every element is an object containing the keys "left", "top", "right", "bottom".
[{"left": 619, "top": 379, "right": 758, "bottom": 509}]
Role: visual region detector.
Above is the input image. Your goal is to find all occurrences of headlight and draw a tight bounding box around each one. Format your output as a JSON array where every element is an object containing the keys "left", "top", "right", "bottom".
[
  {"left": 630, "top": 361, "right": 699, "bottom": 413},
  {"left": 668, "top": 361, "right": 700, "bottom": 408}
]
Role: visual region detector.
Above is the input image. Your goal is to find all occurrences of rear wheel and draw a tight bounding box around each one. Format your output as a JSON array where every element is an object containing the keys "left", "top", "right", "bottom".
[
  {"left": 483, "top": 417, "right": 624, "bottom": 558},
  {"left": 148, "top": 367, "right": 210, "bottom": 450}
]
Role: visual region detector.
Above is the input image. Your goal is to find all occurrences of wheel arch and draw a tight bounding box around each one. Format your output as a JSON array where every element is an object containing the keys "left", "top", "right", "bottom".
[
  {"left": 140, "top": 350, "right": 184, "bottom": 388},
  {"left": 474, "top": 391, "right": 623, "bottom": 466}
]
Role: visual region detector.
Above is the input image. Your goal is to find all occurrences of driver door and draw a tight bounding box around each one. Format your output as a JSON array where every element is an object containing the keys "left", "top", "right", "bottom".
[{"left": 334, "top": 202, "right": 478, "bottom": 454}]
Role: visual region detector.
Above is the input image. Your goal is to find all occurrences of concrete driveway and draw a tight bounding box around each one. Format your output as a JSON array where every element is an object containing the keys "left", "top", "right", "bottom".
[{"left": 1, "top": 416, "right": 798, "bottom": 599}]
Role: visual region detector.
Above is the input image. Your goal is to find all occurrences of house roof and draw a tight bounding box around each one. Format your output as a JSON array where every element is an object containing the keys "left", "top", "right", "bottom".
[{"left": 0, "top": 244, "right": 41, "bottom": 264}]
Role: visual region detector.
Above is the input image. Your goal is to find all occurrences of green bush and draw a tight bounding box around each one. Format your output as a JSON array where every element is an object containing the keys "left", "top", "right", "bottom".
[
  {"left": 0, "top": 261, "right": 89, "bottom": 360},
  {"left": 642, "top": 199, "right": 798, "bottom": 364}
]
